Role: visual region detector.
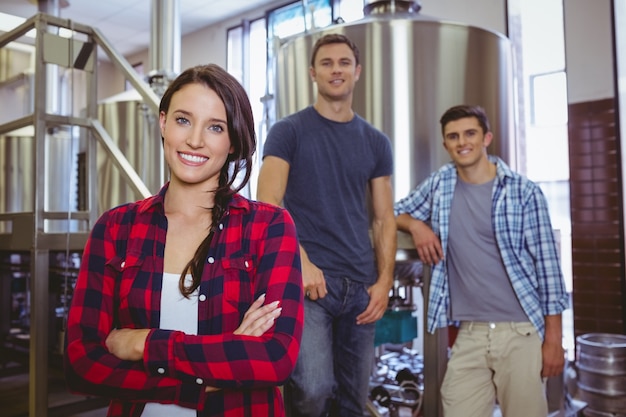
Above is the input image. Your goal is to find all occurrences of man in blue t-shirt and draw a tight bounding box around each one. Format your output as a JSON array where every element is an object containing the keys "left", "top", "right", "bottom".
[{"left": 257, "top": 33, "right": 397, "bottom": 417}]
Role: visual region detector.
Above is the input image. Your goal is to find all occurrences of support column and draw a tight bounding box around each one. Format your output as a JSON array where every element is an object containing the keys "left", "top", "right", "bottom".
[
  {"left": 613, "top": 0, "right": 626, "bottom": 333},
  {"left": 421, "top": 265, "right": 447, "bottom": 417},
  {"left": 149, "top": 0, "right": 180, "bottom": 88}
]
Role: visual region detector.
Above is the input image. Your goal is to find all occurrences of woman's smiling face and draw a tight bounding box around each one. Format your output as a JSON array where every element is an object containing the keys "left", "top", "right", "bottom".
[{"left": 159, "top": 82, "right": 233, "bottom": 188}]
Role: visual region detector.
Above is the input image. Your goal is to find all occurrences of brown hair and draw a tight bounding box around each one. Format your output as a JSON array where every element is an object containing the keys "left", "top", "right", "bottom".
[
  {"left": 439, "top": 105, "right": 491, "bottom": 137},
  {"left": 159, "top": 64, "right": 256, "bottom": 296},
  {"left": 310, "top": 33, "right": 360, "bottom": 67}
]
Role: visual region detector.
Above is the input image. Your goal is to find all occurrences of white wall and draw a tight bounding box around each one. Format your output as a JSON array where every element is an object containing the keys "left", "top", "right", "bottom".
[
  {"left": 563, "top": 0, "right": 614, "bottom": 104},
  {"left": 420, "top": 0, "right": 507, "bottom": 35}
]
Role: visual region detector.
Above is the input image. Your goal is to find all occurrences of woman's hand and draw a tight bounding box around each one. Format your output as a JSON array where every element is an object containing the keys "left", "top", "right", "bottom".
[{"left": 234, "top": 293, "right": 282, "bottom": 336}]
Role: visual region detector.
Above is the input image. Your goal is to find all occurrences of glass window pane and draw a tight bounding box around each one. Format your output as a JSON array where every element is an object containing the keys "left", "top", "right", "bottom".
[
  {"left": 247, "top": 18, "right": 268, "bottom": 198},
  {"left": 508, "top": 0, "right": 572, "bottom": 358},
  {"left": 519, "top": 0, "right": 565, "bottom": 74},
  {"left": 532, "top": 71, "right": 568, "bottom": 126},
  {"left": 268, "top": 0, "right": 332, "bottom": 40},
  {"left": 227, "top": 26, "right": 244, "bottom": 83},
  {"left": 337, "top": 0, "right": 365, "bottom": 23},
  {"left": 525, "top": 124, "right": 569, "bottom": 181}
]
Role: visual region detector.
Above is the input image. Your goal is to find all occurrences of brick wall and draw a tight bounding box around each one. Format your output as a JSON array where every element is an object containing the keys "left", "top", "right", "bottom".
[{"left": 568, "top": 98, "right": 626, "bottom": 338}]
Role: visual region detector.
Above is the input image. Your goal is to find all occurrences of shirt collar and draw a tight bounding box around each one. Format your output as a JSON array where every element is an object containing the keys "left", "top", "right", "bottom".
[{"left": 488, "top": 155, "right": 516, "bottom": 182}]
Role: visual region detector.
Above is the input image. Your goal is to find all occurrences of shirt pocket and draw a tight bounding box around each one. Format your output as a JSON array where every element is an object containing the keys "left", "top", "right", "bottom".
[
  {"left": 220, "top": 256, "right": 255, "bottom": 308},
  {"left": 105, "top": 249, "right": 146, "bottom": 325},
  {"left": 512, "top": 322, "right": 537, "bottom": 338}
]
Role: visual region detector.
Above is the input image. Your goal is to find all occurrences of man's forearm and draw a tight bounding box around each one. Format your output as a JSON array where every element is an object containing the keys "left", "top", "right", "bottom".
[
  {"left": 544, "top": 314, "right": 563, "bottom": 344},
  {"left": 372, "top": 216, "right": 397, "bottom": 289}
]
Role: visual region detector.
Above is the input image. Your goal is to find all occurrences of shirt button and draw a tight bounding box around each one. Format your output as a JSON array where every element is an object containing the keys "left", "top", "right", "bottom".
[
  {"left": 218, "top": 223, "right": 224, "bottom": 230},
  {"left": 244, "top": 260, "right": 249, "bottom": 268},
  {"left": 207, "top": 256, "right": 215, "bottom": 264},
  {"left": 121, "top": 261, "right": 126, "bottom": 268},
  {"left": 489, "top": 323, "right": 496, "bottom": 329},
  {"left": 157, "top": 368, "right": 165, "bottom": 374},
  {"left": 199, "top": 294, "right": 207, "bottom": 302},
  {"left": 196, "top": 378, "right": 203, "bottom": 385}
]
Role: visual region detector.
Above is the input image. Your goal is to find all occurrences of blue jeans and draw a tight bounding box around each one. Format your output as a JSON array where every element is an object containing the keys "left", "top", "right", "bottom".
[{"left": 285, "top": 276, "right": 375, "bottom": 417}]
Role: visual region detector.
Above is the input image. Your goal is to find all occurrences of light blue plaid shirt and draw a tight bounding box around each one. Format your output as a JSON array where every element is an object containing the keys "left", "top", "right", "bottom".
[{"left": 394, "top": 156, "right": 569, "bottom": 340}]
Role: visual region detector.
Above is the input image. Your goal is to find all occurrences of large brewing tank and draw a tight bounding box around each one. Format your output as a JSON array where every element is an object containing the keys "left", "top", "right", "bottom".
[
  {"left": 273, "top": 3, "right": 516, "bottom": 199},
  {"left": 96, "top": 90, "right": 163, "bottom": 215}
]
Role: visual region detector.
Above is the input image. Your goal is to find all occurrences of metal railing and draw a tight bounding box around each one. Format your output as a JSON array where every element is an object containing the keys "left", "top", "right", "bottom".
[{"left": 0, "top": 12, "right": 160, "bottom": 417}]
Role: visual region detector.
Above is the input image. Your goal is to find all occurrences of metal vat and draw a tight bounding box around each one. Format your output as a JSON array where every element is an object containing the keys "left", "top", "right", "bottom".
[{"left": 96, "top": 91, "right": 163, "bottom": 215}]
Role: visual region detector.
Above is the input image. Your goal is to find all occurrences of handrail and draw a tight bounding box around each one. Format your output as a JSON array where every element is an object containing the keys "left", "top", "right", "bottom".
[
  {"left": 0, "top": 12, "right": 160, "bottom": 417},
  {"left": 0, "top": 14, "right": 38, "bottom": 46},
  {"left": 91, "top": 26, "right": 160, "bottom": 114},
  {"left": 0, "top": 115, "right": 34, "bottom": 136},
  {"left": 0, "top": 13, "right": 160, "bottom": 114},
  {"left": 0, "top": 12, "right": 158, "bottom": 201}
]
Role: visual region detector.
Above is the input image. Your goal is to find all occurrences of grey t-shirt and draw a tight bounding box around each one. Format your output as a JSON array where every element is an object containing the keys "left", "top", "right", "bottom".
[
  {"left": 262, "top": 106, "right": 393, "bottom": 284},
  {"left": 447, "top": 178, "right": 528, "bottom": 322}
]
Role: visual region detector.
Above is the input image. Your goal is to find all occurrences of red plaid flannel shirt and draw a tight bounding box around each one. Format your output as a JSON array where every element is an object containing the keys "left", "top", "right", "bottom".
[{"left": 65, "top": 184, "right": 303, "bottom": 416}]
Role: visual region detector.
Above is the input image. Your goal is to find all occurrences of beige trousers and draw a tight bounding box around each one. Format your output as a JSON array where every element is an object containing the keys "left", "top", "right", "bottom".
[{"left": 441, "top": 321, "right": 548, "bottom": 417}]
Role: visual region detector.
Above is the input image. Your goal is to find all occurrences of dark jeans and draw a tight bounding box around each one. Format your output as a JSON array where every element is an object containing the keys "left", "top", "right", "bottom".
[{"left": 285, "top": 276, "right": 375, "bottom": 417}]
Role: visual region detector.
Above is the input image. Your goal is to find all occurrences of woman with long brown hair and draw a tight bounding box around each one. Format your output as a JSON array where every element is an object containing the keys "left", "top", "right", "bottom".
[{"left": 65, "top": 64, "right": 303, "bottom": 416}]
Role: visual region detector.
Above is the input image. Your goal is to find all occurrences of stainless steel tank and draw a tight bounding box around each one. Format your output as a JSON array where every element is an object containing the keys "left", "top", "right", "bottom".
[
  {"left": 0, "top": 70, "right": 35, "bottom": 224},
  {"left": 96, "top": 90, "right": 163, "bottom": 215},
  {"left": 273, "top": 4, "right": 515, "bottom": 199}
]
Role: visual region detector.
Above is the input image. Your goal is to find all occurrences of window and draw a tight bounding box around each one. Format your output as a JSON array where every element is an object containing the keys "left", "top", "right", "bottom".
[
  {"left": 227, "top": 18, "right": 268, "bottom": 198},
  {"left": 508, "top": 0, "right": 573, "bottom": 358},
  {"left": 226, "top": 26, "right": 243, "bottom": 84},
  {"left": 334, "top": 0, "right": 364, "bottom": 23},
  {"left": 267, "top": 0, "right": 332, "bottom": 40}
]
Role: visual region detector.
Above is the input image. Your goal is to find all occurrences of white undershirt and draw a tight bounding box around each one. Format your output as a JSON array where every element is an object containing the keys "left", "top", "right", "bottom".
[{"left": 142, "top": 273, "right": 198, "bottom": 417}]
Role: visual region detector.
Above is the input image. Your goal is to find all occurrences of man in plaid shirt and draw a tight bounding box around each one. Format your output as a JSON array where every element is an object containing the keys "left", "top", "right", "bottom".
[{"left": 394, "top": 105, "right": 569, "bottom": 417}]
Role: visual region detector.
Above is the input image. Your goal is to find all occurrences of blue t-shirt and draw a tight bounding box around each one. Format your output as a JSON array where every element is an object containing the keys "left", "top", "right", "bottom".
[{"left": 262, "top": 106, "right": 393, "bottom": 284}]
